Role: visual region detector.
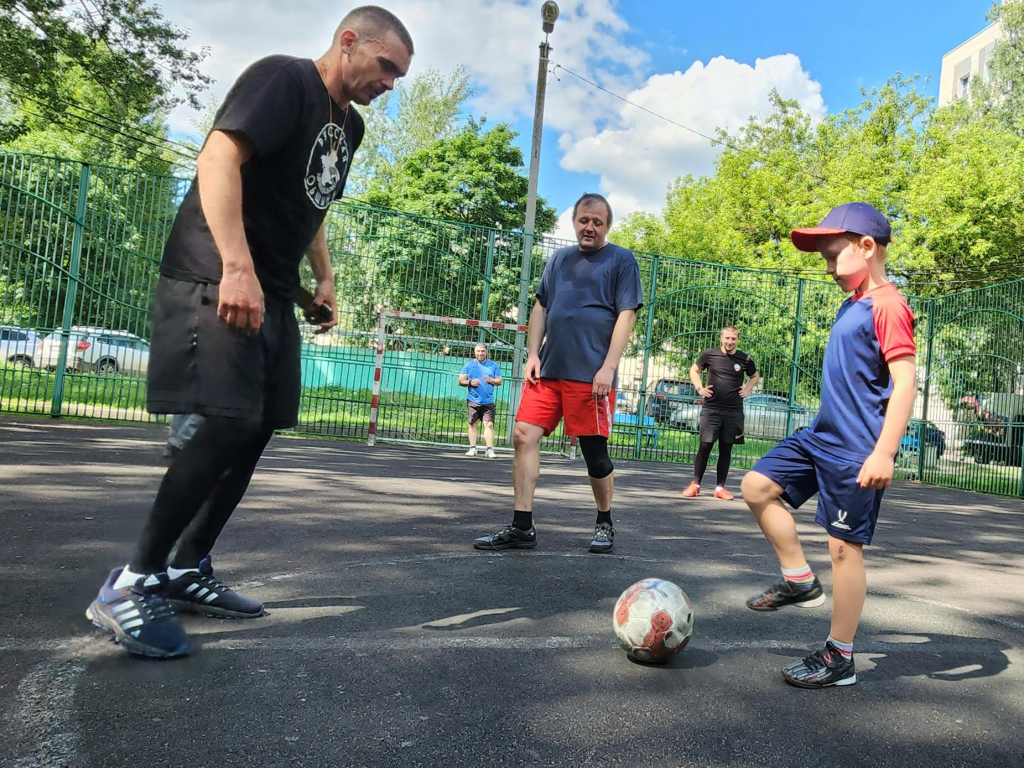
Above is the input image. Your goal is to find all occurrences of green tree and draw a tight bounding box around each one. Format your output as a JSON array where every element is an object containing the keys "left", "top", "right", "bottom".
[
  {"left": 0, "top": 0, "right": 209, "bottom": 141},
  {"left": 348, "top": 67, "right": 472, "bottom": 196},
  {"left": 971, "top": 0, "right": 1024, "bottom": 133}
]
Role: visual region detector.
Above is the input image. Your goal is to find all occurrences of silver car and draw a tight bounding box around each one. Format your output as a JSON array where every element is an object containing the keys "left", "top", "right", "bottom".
[
  {"left": 0, "top": 325, "right": 40, "bottom": 367},
  {"left": 36, "top": 327, "right": 150, "bottom": 376},
  {"left": 670, "top": 394, "right": 813, "bottom": 439}
]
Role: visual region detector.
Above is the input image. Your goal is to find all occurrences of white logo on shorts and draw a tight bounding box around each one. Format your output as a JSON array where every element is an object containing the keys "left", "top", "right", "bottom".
[{"left": 831, "top": 509, "right": 852, "bottom": 531}]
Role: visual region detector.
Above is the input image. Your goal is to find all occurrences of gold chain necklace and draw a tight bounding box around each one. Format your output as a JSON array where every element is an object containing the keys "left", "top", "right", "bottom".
[{"left": 318, "top": 59, "right": 348, "bottom": 154}]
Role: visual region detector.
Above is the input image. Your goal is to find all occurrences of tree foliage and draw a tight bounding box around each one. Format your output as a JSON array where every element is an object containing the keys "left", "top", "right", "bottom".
[{"left": 0, "top": 0, "right": 209, "bottom": 141}]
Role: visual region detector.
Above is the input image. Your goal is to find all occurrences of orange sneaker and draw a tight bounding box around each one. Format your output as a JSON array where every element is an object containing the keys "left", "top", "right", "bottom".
[
  {"left": 682, "top": 481, "right": 701, "bottom": 498},
  {"left": 713, "top": 487, "right": 734, "bottom": 501}
]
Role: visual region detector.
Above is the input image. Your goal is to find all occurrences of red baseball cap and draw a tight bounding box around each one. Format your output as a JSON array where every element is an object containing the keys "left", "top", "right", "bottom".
[{"left": 790, "top": 202, "right": 892, "bottom": 253}]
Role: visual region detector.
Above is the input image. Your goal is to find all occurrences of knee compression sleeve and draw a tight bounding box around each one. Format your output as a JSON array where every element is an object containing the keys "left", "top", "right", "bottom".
[{"left": 578, "top": 436, "right": 614, "bottom": 479}]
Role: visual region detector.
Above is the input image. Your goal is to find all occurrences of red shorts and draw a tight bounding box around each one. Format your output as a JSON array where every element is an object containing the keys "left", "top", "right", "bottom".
[{"left": 515, "top": 379, "right": 614, "bottom": 438}]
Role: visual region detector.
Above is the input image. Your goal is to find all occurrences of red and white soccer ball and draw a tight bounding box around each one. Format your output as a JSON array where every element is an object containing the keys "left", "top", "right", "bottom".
[{"left": 613, "top": 578, "right": 694, "bottom": 663}]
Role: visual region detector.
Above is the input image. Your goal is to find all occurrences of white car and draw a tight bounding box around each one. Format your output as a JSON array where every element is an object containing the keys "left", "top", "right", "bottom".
[
  {"left": 615, "top": 391, "right": 638, "bottom": 414},
  {"left": 36, "top": 327, "right": 150, "bottom": 376},
  {"left": 670, "top": 394, "right": 814, "bottom": 439},
  {"left": 0, "top": 325, "right": 40, "bottom": 367}
]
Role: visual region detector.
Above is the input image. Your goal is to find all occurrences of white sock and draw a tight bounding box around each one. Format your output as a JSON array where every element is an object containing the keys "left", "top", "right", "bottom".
[
  {"left": 715, "top": 485, "right": 724, "bottom": 491},
  {"left": 167, "top": 565, "right": 200, "bottom": 580},
  {"left": 112, "top": 565, "right": 147, "bottom": 590}
]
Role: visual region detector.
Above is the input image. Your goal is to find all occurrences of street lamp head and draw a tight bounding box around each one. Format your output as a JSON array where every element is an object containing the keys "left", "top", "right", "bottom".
[{"left": 541, "top": 1, "right": 559, "bottom": 33}]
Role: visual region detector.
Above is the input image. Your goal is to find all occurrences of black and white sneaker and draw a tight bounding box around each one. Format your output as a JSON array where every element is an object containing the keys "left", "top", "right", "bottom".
[
  {"left": 165, "top": 556, "right": 264, "bottom": 619},
  {"left": 473, "top": 525, "right": 537, "bottom": 551},
  {"left": 589, "top": 523, "right": 615, "bottom": 553},
  {"left": 782, "top": 642, "right": 857, "bottom": 688},
  {"left": 746, "top": 577, "right": 826, "bottom": 611},
  {"left": 86, "top": 569, "right": 190, "bottom": 659}
]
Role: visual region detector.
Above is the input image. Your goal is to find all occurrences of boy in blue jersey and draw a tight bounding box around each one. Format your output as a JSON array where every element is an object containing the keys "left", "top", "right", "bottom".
[
  {"left": 741, "top": 203, "right": 917, "bottom": 688},
  {"left": 460, "top": 343, "right": 502, "bottom": 458}
]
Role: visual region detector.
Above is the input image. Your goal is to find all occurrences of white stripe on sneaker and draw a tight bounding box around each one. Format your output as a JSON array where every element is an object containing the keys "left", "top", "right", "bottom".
[
  {"left": 121, "top": 619, "right": 144, "bottom": 630},
  {"left": 203, "top": 592, "right": 219, "bottom": 603},
  {"left": 117, "top": 609, "right": 141, "bottom": 622},
  {"left": 196, "top": 588, "right": 209, "bottom": 598},
  {"left": 111, "top": 601, "right": 135, "bottom": 615},
  {"left": 185, "top": 583, "right": 201, "bottom": 595}
]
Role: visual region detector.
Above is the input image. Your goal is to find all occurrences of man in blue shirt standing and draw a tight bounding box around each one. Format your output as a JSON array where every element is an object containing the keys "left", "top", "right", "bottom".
[{"left": 459, "top": 343, "right": 502, "bottom": 458}]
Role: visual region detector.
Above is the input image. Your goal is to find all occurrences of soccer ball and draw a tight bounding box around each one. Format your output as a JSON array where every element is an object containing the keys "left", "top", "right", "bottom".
[{"left": 613, "top": 578, "right": 694, "bottom": 663}]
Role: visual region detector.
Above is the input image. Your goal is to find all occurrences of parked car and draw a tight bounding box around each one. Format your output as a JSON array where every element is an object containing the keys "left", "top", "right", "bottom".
[
  {"left": 0, "top": 325, "right": 40, "bottom": 367},
  {"left": 670, "top": 394, "right": 813, "bottom": 439},
  {"left": 615, "top": 391, "right": 637, "bottom": 415},
  {"left": 35, "top": 327, "right": 150, "bottom": 376},
  {"left": 906, "top": 420, "right": 946, "bottom": 458},
  {"left": 646, "top": 378, "right": 701, "bottom": 422}
]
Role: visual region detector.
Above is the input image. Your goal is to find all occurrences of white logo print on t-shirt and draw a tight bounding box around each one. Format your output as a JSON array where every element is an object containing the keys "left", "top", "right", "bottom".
[{"left": 305, "top": 123, "right": 349, "bottom": 209}]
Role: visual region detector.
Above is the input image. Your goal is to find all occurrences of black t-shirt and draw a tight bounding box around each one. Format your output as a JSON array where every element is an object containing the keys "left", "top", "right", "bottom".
[
  {"left": 160, "top": 55, "right": 365, "bottom": 299},
  {"left": 696, "top": 348, "right": 757, "bottom": 410}
]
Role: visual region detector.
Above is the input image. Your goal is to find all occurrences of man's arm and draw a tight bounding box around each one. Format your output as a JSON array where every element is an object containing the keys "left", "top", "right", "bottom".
[
  {"left": 303, "top": 223, "right": 338, "bottom": 333},
  {"left": 197, "top": 130, "right": 263, "bottom": 334},
  {"left": 689, "top": 362, "right": 707, "bottom": 396},
  {"left": 459, "top": 374, "right": 471, "bottom": 387},
  {"left": 857, "top": 355, "right": 917, "bottom": 489},
  {"left": 592, "top": 309, "right": 637, "bottom": 399},
  {"left": 741, "top": 372, "right": 760, "bottom": 397},
  {"left": 524, "top": 301, "right": 546, "bottom": 384}
]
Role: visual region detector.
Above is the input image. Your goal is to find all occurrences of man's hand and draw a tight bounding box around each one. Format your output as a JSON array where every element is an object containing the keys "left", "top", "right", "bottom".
[
  {"left": 310, "top": 277, "right": 338, "bottom": 335},
  {"left": 218, "top": 266, "right": 264, "bottom": 334},
  {"left": 470, "top": 379, "right": 480, "bottom": 387},
  {"left": 739, "top": 386, "right": 752, "bottom": 398},
  {"left": 592, "top": 364, "right": 615, "bottom": 400},
  {"left": 524, "top": 355, "right": 541, "bottom": 385},
  {"left": 698, "top": 384, "right": 714, "bottom": 399},
  {"left": 856, "top": 451, "right": 895, "bottom": 489}
]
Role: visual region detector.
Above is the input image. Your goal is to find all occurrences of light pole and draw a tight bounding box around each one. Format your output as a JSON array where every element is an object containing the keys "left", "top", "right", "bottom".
[
  {"left": 509, "top": 2, "right": 558, "bottom": 445},
  {"left": 513, "top": 2, "right": 558, "bottom": 354}
]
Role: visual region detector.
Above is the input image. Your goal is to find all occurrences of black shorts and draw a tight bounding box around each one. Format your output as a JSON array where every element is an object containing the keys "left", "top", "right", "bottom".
[
  {"left": 146, "top": 276, "right": 301, "bottom": 429},
  {"left": 468, "top": 402, "right": 496, "bottom": 425},
  {"left": 699, "top": 407, "right": 745, "bottom": 444}
]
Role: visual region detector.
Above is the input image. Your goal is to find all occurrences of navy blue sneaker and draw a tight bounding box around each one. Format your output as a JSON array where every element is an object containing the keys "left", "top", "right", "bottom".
[
  {"left": 165, "top": 556, "right": 265, "bottom": 619},
  {"left": 473, "top": 524, "right": 537, "bottom": 551},
  {"left": 86, "top": 569, "right": 190, "bottom": 659}
]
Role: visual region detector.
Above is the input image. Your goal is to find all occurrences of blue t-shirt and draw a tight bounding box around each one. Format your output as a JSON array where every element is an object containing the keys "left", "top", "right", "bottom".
[
  {"left": 807, "top": 283, "right": 916, "bottom": 459},
  {"left": 460, "top": 359, "right": 502, "bottom": 404},
  {"left": 535, "top": 243, "right": 644, "bottom": 385}
]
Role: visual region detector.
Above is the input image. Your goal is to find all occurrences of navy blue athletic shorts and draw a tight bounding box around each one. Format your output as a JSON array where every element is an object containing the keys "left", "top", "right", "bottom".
[{"left": 751, "top": 429, "right": 884, "bottom": 544}]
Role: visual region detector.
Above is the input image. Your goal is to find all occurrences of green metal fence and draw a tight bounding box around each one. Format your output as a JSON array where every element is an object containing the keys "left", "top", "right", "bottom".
[{"left": 2, "top": 150, "right": 1023, "bottom": 497}]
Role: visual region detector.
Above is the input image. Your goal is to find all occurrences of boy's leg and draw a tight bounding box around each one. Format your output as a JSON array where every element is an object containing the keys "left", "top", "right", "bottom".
[
  {"left": 742, "top": 433, "right": 825, "bottom": 611},
  {"left": 828, "top": 536, "right": 865, "bottom": 644}
]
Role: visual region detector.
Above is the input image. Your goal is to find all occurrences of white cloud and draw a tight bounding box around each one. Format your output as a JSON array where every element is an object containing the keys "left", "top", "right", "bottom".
[
  {"left": 558, "top": 54, "right": 827, "bottom": 217},
  {"left": 159, "top": 0, "right": 647, "bottom": 137}
]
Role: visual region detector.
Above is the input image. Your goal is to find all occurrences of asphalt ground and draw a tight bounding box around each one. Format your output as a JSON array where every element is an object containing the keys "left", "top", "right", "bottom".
[{"left": 1, "top": 415, "right": 1022, "bottom": 768}]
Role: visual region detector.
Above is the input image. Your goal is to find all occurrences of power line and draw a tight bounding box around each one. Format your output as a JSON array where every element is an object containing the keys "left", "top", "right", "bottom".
[
  {"left": 3, "top": 81, "right": 198, "bottom": 161},
  {"left": 550, "top": 63, "right": 873, "bottom": 198}
]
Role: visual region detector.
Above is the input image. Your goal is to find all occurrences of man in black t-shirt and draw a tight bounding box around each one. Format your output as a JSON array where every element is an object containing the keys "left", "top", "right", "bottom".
[
  {"left": 682, "top": 325, "right": 759, "bottom": 500},
  {"left": 85, "top": 7, "right": 413, "bottom": 659}
]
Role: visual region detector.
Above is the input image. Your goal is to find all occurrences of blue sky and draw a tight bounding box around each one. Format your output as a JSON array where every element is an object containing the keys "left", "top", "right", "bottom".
[{"left": 160, "top": 0, "right": 997, "bottom": 232}]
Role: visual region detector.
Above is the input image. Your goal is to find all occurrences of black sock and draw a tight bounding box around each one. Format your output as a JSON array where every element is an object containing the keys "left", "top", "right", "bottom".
[
  {"left": 596, "top": 509, "right": 612, "bottom": 526},
  {"left": 512, "top": 509, "right": 533, "bottom": 530}
]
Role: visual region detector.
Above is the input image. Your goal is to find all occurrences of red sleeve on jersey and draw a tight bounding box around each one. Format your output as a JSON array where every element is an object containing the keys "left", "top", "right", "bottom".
[{"left": 873, "top": 291, "right": 916, "bottom": 362}]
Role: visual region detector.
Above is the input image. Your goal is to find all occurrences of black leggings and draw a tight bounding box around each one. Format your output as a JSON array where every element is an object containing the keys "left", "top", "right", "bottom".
[
  {"left": 131, "top": 416, "right": 274, "bottom": 574},
  {"left": 693, "top": 440, "right": 734, "bottom": 487}
]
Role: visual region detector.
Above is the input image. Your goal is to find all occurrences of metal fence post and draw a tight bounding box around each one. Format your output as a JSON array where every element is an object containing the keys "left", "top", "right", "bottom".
[
  {"left": 634, "top": 254, "right": 659, "bottom": 459},
  {"left": 785, "top": 279, "right": 805, "bottom": 436},
  {"left": 479, "top": 230, "right": 495, "bottom": 342},
  {"left": 50, "top": 163, "right": 90, "bottom": 418},
  {"left": 918, "top": 298, "right": 937, "bottom": 482}
]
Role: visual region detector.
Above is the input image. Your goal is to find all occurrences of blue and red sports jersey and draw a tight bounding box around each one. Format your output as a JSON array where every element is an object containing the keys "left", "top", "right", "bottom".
[{"left": 807, "top": 282, "right": 916, "bottom": 458}]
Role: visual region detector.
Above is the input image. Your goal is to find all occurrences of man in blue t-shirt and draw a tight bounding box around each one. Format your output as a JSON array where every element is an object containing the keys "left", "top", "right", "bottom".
[
  {"left": 459, "top": 343, "right": 502, "bottom": 459},
  {"left": 473, "top": 193, "right": 644, "bottom": 555}
]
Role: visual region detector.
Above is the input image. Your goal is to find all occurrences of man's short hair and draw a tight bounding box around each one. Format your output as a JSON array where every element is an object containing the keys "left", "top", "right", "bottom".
[
  {"left": 337, "top": 6, "right": 414, "bottom": 54},
  {"left": 474, "top": 343, "right": 487, "bottom": 352},
  {"left": 572, "top": 193, "right": 613, "bottom": 225},
  {"left": 722, "top": 325, "right": 739, "bottom": 335}
]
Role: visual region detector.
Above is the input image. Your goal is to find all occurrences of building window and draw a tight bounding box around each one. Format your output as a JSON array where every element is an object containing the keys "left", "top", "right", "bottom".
[{"left": 958, "top": 74, "right": 971, "bottom": 98}]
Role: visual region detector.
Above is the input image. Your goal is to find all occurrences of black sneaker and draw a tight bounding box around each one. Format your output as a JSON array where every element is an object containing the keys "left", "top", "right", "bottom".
[
  {"left": 589, "top": 522, "right": 615, "bottom": 553},
  {"left": 165, "top": 555, "right": 265, "bottom": 619},
  {"left": 473, "top": 524, "right": 537, "bottom": 551},
  {"left": 86, "top": 569, "right": 190, "bottom": 659},
  {"left": 746, "top": 577, "right": 826, "bottom": 611},
  {"left": 782, "top": 642, "right": 857, "bottom": 688}
]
